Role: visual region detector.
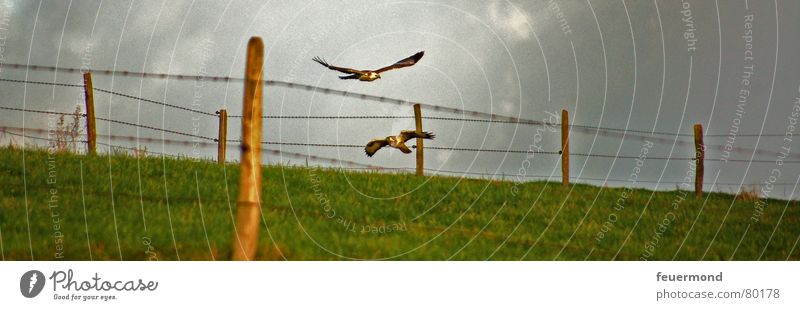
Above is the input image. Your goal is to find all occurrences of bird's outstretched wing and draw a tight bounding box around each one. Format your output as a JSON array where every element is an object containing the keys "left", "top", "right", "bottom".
[
  {"left": 399, "top": 130, "right": 435, "bottom": 143},
  {"left": 375, "top": 51, "right": 424, "bottom": 73},
  {"left": 365, "top": 138, "right": 390, "bottom": 157},
  {"left": 313, "top": 57, "right": 366, "bottom": 75}
]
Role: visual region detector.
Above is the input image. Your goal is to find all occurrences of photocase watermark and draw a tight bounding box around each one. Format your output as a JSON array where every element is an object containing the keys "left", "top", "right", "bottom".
[
  {"left": 0, "top": 0, "right": 12, "bottom": 73},
  {"left": 750, "top": 86, "right": 800, "bottom": 222},
  {"left": 20, "top": 269, "right": 159, "bottom": 302},
  {"left": 308, "top": 167, "right": 406, "bottom": 235},
  {"left": 141, "top": 237, "right": 158, "bottom": 261},
  {"left": 361, "top": 222, "right": 407, "bottom": 234},
  {"left": 310, "top": 167, "right": 336, "bottom": 219},
  {"left": 283, "top": 7, "right": 367, "bottom": 83},
  {"left": 20, "top": 270, "right": 46, "bottom": 298},
  {"left": 721, "top": 13, "right": 755, "bottom": 162},
  {"left": 74, "top": 40, "right": 93, "bottom": 139},
  {"left": 46, "top": 114, "right": 65, "bottom": 260},
  {"left": 640, "top": 161, "right": 695, "bottom": 260},
  {"left": 191, "top": 39, "right": 215, "bottom": 160},
  {"left": 546, "top": 0, "right": 572, "bottom": 37},
  {"left": 680, "top": 0, "right": 698, "bottom": 53},
  {"left": 510, "top": 110, "right": 559, "bottom": 196},
  {"left": 595, "top": 140, "right": 654, "bottom": 244}
]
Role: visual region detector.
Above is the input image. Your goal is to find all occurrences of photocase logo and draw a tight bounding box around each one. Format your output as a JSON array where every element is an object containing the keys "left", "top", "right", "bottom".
[{"left": 20, "top": 270, "right": 46, "bottom": 298}]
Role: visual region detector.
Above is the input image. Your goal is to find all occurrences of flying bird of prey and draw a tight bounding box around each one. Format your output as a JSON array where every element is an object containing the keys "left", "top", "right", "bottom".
[
  {"left": 365, "top": 130, "right": 435, "bottom": 157},
  {"left": 312, "top": 51, "right": 425, "bottom": 81}
]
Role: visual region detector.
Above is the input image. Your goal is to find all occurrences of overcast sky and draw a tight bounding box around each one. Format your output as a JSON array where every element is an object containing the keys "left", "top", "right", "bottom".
[{"left": 1, "top": 0, "right": 799, "bottom": 199}]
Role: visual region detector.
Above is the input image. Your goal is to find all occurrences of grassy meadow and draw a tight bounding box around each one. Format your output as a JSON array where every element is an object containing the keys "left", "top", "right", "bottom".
[{"left": 0, "top": 147, "right": 797, "bottom": 260}]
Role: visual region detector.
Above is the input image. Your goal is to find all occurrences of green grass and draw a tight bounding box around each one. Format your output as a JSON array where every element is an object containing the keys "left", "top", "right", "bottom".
[{"left": 0, "top": 146, "right": 798, "bottom": 260}]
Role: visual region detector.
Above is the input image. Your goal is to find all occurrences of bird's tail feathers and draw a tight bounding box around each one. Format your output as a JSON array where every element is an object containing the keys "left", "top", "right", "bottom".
[{"left": 339, "top": 75, "right": 359, "bottom": 80}]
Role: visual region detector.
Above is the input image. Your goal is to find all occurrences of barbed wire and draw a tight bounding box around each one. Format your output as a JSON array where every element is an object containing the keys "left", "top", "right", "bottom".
[
  {"left": 574, "top": 127, "right": 800, "bottom": 160},
  {"left": 2, "top": 66, "right": 798, "bottom": 161},
  {"left": 92, "top": 136, "right": 378, "bottom": 168},
  {"left": 568, "top": 124, "right": 693, "bottom": 137},
  {"left": 264, "top": 149, "right": 378, "bottom": 168},
  {"left": 2, "top": 62, "right": 241, "bottom": 82},
  {"left": 340, "top": 166, "right": 799, "bottom": 187},
  {"left": 225, "top": 140, "right": 563, "bottom": 155},
  {"left": 226, "top": 139, "right": 365, "bottom": 148},
  {"left": 94, "top": 117, "right": 217, "bottom": 141},
  {"left": 4, "top": 126, "right": 799, "bottom": 188},
  {"left": 0, "top": 105, "right": 787, "bottom": 147},
  {"left": 228, "top": 115, "right": 413, "bottom": 119},
  {"left": 0, "top": 77, "right": 84, "bottom": 88},
  {"left": 424, "top": 145, "right": 561, "bottom": 155},
  {"left": 2, "top": 73, "right": 790, "bottom": 140},
  {"left": 0, "top": 126, "right": 377, "bottom": 168},
  {"left": 0, "top": 75, "right": 219, "bottom": 117},
  {"left": 0, "top": 128, "right": 58, "bottom": 143},
  {"left": 92, "top": 87, "right": 218, "bottom": 117},
  {"left": 570, "top": 152, "right": 694, "bottom": 161},
  {"left": 0, "top": 106, "right": 86, "bottom": 117},
  {"left": 3, "top": 123, "right": 799, "bottom": 164},
  {"left": 225, "top": 113, "right": 699, "bottom": 138},
  {"left": 95, "top": 141, "right": 179, "bottom": 158},
  {"left": 226, "top": 115, "right": 793, "bottom": 141},
  {"left": 0, "top": 64, "right": 713, "bottom": 137},
  {"left": 0, "top": 125, "right": 214, "bottom": 147},
  {"left": 263, "top": 141, "right": 363, "bottom": 148},
  {"left": 703, "top": 158, "right": 800, "bottom": 163},
  {"left": 705, "top": 133, "right": 787, "bottom": 137},
  {"left": 96, "top": 134, "right": 216, "bottom": 146},
  {"left": 228, "top": 114, "right": 681, "bottom": 135}
]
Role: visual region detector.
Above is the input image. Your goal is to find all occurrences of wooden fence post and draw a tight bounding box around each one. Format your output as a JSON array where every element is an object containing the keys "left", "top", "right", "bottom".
[
  {"left": 561, "top": 109, "right": 569, "bottom": 187},
  {"left": 232, "top": 37, "right": 264, "bottom": 261},
  {"left": 217, "top": 109, "right": 228, "bottom": 164},
  {"left": 82, "top": 72, "right": 96, "bottom": 155},
  {"left": 414, "top": 103, "right": 424, "bottom": 177},
  {"left": 694, "top": 124, "right": 704, "bottom": 197}
]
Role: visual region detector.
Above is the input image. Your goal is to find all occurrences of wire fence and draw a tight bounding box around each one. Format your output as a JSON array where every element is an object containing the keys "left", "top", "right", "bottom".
[
  {"left": 0, "top": 105, "right": 86, "bottom": 117},
  {"left": 0, "top": 124, "right": 721, "bottom": 164},
  {"left": 2, "top": 64, "right": 799, "bottom": 192},
  {"left": 0, "top": 130, "right": 793, "bottom": 189},
  {"left": 1, "top": 76, "right": 795, "bottom": 162},
  {"left": 0, "top": 126, "right": 379, "bottom": 168},
  {"left": 2, "top": 73, "right": 792, "bottom": 145},
  {"left": 93, "top": 87, "right": 218, "bottom": 117},
  {"left": 343, "top": 166, "right": 798, "bottom": 188},
  {"left": 5, "top": 63, "right": 791, "bottom": 138},
  {"left": 94, "top": 117, "right": 218, "bottom": 141}
]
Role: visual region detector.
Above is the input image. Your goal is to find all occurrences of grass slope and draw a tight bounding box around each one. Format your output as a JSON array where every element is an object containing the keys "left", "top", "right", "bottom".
[{"left": 0, "top": 147, "right": 798, "bottom": 260}]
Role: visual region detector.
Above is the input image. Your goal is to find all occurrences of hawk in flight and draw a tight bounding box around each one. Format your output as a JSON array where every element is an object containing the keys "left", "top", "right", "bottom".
[
  {"left": 365, "top": 130, "right": 435, "bottom": 157},
  {"left": 313, "top": 51, "right": 425, "bottom": 82}
]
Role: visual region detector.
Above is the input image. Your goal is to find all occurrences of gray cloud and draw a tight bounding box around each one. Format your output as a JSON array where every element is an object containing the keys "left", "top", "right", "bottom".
[{"left": 1, "top": 0, "right": 798, "bottom": 199}]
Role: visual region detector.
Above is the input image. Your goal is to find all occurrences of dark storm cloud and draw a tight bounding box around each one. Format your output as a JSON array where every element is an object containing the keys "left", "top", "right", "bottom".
[{"left": 1, "top": 0, "right": 798, "bottom": 198}]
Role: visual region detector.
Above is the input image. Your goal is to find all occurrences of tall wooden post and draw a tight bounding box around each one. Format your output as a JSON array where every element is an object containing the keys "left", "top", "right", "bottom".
[
  {"left": 217, "top": 109, "right": 228, "bottom": 164},
  {"left": 232, "top": 37, "right": 264, "bottom": 261},
  {"left": 561, "top": 109, "right": 569, "bottom": 187},
  {"left": 414, "top": 104, "right": 424, "bottom": 177},
  {"left": 82, "top": 72, "right": 96, "bottom": 155},
  {"left": 694, "top": 124, "right": 704, "bottom": 197}
]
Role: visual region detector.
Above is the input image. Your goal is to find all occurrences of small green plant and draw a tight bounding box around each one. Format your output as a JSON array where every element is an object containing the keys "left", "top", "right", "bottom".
[
  {"left": 53, "top": 105, "right": 83, "bottom": 153},
  {"left": 737, "top": 186, "right": 760, "bottom": 202}
]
